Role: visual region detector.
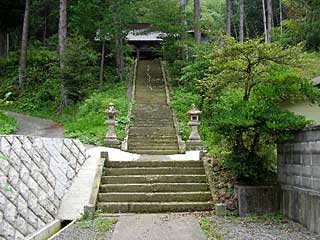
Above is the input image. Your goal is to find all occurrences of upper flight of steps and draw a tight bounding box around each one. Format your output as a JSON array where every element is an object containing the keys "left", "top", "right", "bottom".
[
  {"left": 128, "top": 59, "right": 179, "bottom": 155},
  {"left": 97, "top": 160, "right": 213, "bottom": 213}
]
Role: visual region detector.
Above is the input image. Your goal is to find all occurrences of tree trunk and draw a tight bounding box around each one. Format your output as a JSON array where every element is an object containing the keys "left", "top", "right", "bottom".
[
  {"left": 18, "top": 0, "right": 30, "bottom": 94},
  {"left": 116, "top": 36, "right": 125, "bottom": 81},
  {"left": 180, "top": 0, "right": 188, "bottom": 25},
  {"left": 6, "top": 33, "right": 9, "bottom": 59},
  {"left": 239, "top": 0, "right": 244, "bottom": 43},
  {"left": 262, "top": 0, "right": 268, "bottom": 43},
  {"left": 279, "top": 0, "right": 283, "bottom": 38},
  {"left": 99, "top": 40, "right": 105, "bottom": 91},
  {"left": 43, "top": 14, "right": 47, "bottom": 43},
  {"left": 58, "top": 0, "right": 68, "bottom": 110},
  {"left": 267, "top": 0, "right": 273, "bottom": 42},
  {"left": 0, "top": 31, "right": 6, "bottom": 57},
  {"left": 226, "top": 0, "right": 232, "bottom": 36},
  {"left": 194, "top": 0, "right": 201, "bottom": 43}
]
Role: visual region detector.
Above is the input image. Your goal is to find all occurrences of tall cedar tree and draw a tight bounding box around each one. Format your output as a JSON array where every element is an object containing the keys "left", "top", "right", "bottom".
[
  {"left": 226, "top": 0, "right": 232, "bottom": 36},
  {"left": 58, "top": 0, "right": 67, "bottom": 110},
  {"left": 18, "top": 0, "right": 30, "bottom": 93},
  {"left": 239, "top": 0, "right": 244, "bottom": 42},
  {"left": 194, "top": 0, "right": 201, "bottom": 43}
]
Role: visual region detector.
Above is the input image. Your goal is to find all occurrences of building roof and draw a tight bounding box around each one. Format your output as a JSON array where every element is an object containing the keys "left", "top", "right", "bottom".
[{"left": 127, "top": 29, "right": 164, "bottom": 42}]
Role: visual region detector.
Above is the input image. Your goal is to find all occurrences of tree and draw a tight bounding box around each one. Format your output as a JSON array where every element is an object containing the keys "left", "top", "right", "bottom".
[
  {"left": 58, "top": 0, "right": 67, "bottom": 110},
  {"left": 262, "top": 0, "right": 267, "bottom": 42},
  {"left": 194, "top": 0, "right": 201, "bottom": 43},
  {"left": 99, "top": 0, "right": 107, "bottom": 91},
  {"left": 18, "top": 0, "right": 30, "bottom": 94},
  {"left": 267, "top": 0, "right": 273, "bottom": 42},
  {"left": 226, "top": 0, "right": 232, "bottom": 36},
  {"left": 190, "top": 37, "right": 320, "bottom": 182},
  {"left": 239, "top": 0, "right": 244, "bottom": 42}
]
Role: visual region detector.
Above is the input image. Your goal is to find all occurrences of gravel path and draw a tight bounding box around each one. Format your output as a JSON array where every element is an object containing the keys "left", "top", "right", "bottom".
[
  {"left": 209, "top": 216, "right": 320, "bottom": 240},
  {"left": 51, "top": 220, "right": 115, "bottom": 240},
  {"left": 2, "top": 110, "right": 65, "bottom": 138}
]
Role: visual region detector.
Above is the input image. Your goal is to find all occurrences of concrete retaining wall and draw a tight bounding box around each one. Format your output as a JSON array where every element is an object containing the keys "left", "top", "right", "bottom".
[
  {"left": 278, "top": 126, "right": 320, "bottom": 233},
  {"left": 0, "top": 136, "right": 87, "bottom": 240}
]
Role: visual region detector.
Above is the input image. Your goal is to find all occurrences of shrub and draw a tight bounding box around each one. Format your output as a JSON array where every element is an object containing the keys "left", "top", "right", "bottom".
[{"left": 180, "top": 37, "right": 320, "bottom": 183}]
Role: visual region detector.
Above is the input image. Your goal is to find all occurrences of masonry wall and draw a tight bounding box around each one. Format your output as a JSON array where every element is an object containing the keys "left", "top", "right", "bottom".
[
  {"left": 278, "top": 126, "right": 320, "bottom": 233},
  {"left": 0, "top": 136, "right": 87, "bottom": 240}
]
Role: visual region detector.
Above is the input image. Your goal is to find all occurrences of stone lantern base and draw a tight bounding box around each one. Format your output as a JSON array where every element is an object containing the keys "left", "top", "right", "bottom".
[
  {"left": 186, "top": 139, "right": 204, "bottom": 151},
  {"left": 104, "top": 138, "right": 121, "bottom": 149}
]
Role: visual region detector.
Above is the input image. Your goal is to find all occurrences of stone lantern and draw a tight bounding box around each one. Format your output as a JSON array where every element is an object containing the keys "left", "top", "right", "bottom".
[
  {"left": 104, "top": 103, "right": 120, "bottom": 148},
  {"left": 187, "top": 104, "right": 203, "bottom": 150}
]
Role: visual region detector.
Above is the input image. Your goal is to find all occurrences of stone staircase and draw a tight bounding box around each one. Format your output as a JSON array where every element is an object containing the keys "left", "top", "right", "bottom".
[
  {"left": 128, "top": 59, "right": 179, "bottom": 155},
  {"left": 97, "top": 160, "right": 213, "bottom": 213}
]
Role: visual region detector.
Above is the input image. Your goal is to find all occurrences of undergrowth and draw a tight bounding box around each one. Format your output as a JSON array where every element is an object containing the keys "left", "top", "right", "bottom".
[{"left": 0, "top": 112, "right": 18, "bottom": 135}]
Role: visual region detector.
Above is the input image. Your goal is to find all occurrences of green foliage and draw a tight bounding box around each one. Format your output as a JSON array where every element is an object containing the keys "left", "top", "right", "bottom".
[
  {"left": 64, "top": 82, "right": 129, "bottom": 145},
  {"left": 0, "top": 112, "right": 17, "bottom": 134},
  {"left": 69, "top": 0, "right": 101, "bottom": 40},
  {"left": 0, "top": 46, "right": 60, "bottom": 112},
  {"left": 62, "top": 33, "right": 98, "bottom": 102},
  {"left": 78, "top": 215, "right": 117, "bottom": 233},
  {"left": 170, "top": 87, "right": 201, "bottom": 141},
  {"left": 176, "top": 37, "right": 320, "bottom": 183},
  {"left": 199, "top": 217, "right": 223, "bottom": 240},
  {"left": 282, "top": 0, "right": 320, "bottom": 50}
]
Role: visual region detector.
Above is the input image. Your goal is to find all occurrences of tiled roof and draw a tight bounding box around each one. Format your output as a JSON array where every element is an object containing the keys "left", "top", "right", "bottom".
[{"left": 127, "top": 29, "right": 164, "bottom": 42}]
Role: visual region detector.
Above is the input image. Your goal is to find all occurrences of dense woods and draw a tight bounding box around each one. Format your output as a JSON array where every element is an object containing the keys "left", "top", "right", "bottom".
[{"left": 1, "top": 0, "right": 320, "bottom": 182}]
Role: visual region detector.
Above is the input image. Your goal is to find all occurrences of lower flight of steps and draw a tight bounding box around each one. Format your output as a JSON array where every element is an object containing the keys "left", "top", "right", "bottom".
[{"left": 97, "top": 160, "right": 213, "bottom": 213}]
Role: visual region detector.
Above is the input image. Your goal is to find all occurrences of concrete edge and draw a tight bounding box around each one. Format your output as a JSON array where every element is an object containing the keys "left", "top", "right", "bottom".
[
  {"left": 47, "top": 219, "right": 78, "bottom": 240},
  {"left": 281, "top": 184, "right": 320, "bottom": 197},
  {"left": 121, "top": 59, "right": 138, "bottom": 151},
  {"left": 87, "top": 152, "right": 108, "bottom": 210},
  {"left": 25, "top": 220, "right": 62, "bottom": 240},
  {"left": 160, "top": 60, "right": 186, "bottom": 154}
]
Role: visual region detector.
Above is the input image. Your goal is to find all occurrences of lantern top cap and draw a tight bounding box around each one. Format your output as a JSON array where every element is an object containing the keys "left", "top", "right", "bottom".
[
  {"left": 105, "top": 102, "right": 117, "bottom": 114},
  {"left": 187, "top": 104, "right": 201, "bottom": 115}
]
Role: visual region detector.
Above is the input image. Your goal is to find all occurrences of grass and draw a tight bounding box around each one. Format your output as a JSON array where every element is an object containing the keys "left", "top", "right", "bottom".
[
  {"left": 299, "top": 52, "right": 320, "bottom": 79},
  {"left": 225, "top": 214, "right": 284, "bottom": 224},
  {"left": 77, "top": 215, "right": 118, "bottom": 233},
  {"left": 1, "top": 81, "right": 129, "bottom": 145},
  {"left": 0, "top": 112, "right": 18, "bottom": 134},
  {"left": 199, "top": 217, "right": 223, "bottom": 240}
]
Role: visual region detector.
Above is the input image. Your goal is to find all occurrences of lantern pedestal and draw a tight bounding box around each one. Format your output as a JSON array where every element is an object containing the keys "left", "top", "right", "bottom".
[
  {"left": 186, "top": 104, "right": 204, "bottom": 151},
  {"left": 104, "top": 103, "right": 121, "bottom": 148}
]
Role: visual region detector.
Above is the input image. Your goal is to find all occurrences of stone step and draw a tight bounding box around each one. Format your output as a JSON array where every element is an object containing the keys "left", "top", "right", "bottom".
[
  {"left": 128, "top": 149, "right": 180, "bottom": 155},
  {"left": 128, "top": 141, "right": 178, "bottom": 146},
  {"left": 101, "top": 174, "right": 207, "bottom": 184},
  {"left": 128, "top": 145, "right": 179, "bottom": 151},
  {"left": 128, "top": 136, "right": 177, "bottom": 141},
  {"left": 105, "top": 161, "right": 203, "bottom": 168},
  {"left": 129, "top": 132, "right": 177, "bottom": 137},
  {"left": 99, "top": 183, "right": 209, "bottom": 193},
  {"left": 105, "top": 167, "right": 204, "bottom": 176},
  {"left": 98, "top": 192, "right": 212, "bottom": 202},
  {"left": 97, "top": 201, "right": 213, "bottom": 213}
]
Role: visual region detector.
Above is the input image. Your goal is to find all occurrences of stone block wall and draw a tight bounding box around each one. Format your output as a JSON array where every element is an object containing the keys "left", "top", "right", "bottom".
[
  {"left": 0, "top": 136, "right": 87, "bottom": 240},
  {"left": 278, "top": 126, "right": 320, "bottom": 233}
]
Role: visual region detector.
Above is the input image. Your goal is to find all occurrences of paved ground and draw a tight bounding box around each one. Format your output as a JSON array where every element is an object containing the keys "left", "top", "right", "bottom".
[
  {"left": 111, "top": 214, "right": 207, "bottom": 240},
  {"left": 209, "top": 216, "right": 320, "bottom": 240},
  {"left": 2, "top": 110, "right": 65, "bottom": 138}
]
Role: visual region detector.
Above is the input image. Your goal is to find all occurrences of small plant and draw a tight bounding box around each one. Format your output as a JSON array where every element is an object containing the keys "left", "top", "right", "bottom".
[
  {"left": 77, "top": 215, "right": 117, "bottom": 233},
  {"left": 0, "top": 112, "right": 18, "bottom": 135},
  {"left": 199, "top": 217, "right": 223, "bottom": 240}
]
